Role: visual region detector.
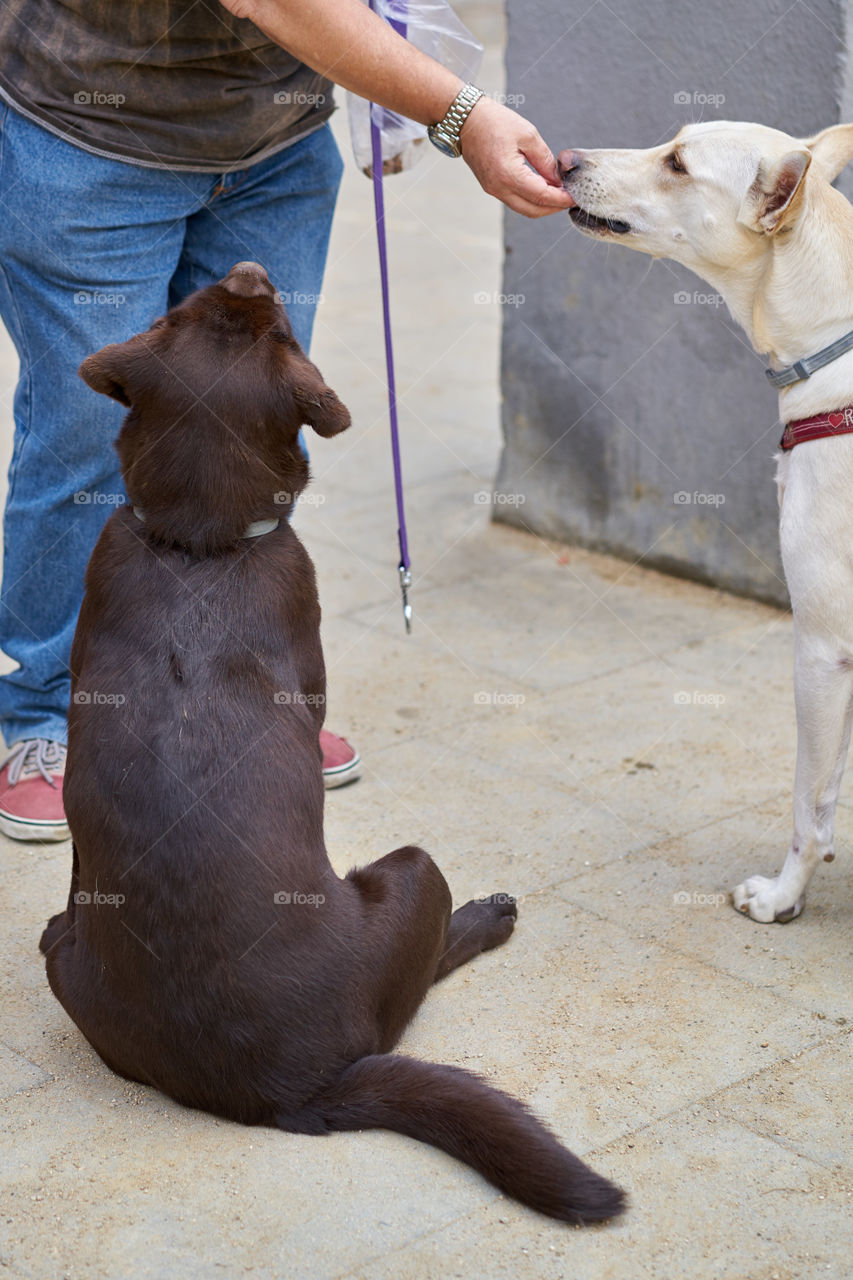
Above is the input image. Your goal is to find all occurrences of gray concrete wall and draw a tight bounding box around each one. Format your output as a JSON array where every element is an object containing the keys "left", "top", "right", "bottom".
[{"left": 497, "top": 0, "right": 849, "bottom": 604}]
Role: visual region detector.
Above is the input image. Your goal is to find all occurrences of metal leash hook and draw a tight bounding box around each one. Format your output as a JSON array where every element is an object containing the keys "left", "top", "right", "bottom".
[
  {"left": 369, "top": 0, "right": 413, "bottom": 633},
  {"left": 399, "top": 563, "right": 412, "bottom": 633}
]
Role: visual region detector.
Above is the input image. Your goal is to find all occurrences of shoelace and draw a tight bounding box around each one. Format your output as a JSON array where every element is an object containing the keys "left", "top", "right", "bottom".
[{"left": 4, "top": 738, "right": 66, "bottom": 789}]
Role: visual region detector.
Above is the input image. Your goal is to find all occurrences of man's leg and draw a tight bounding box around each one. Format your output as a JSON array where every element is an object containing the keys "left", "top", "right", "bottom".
[
  {"left": 167, "top": 123, "right": 343, "bottom": 350},
  {"left": 0, "top": 103, "right": 210, "bottom": 835}
]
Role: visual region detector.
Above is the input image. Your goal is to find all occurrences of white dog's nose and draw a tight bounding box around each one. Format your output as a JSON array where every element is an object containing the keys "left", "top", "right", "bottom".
[{"left": 557, "top": 149, "right": 585, "bottom": 181}]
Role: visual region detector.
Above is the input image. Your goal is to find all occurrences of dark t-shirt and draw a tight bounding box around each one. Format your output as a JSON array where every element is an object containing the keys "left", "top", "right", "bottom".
[{"left": 0, "top": 0, "right": 335, "bottom": 171}]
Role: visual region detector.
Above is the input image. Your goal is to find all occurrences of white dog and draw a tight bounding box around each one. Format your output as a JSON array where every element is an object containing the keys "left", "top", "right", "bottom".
[{"left": 558, "top": 120, "right": 853, "bottom": 922}]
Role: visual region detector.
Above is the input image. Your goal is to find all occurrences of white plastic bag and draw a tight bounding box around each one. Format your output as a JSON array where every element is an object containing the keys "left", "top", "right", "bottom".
[{"left": 347, "top": 0, "right": 483, "bottom": 176}]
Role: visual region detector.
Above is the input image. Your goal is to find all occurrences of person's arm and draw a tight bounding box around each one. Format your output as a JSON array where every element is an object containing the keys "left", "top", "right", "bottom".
[{"left": 219, "top": 0, "right": 574, "bottom": 218}]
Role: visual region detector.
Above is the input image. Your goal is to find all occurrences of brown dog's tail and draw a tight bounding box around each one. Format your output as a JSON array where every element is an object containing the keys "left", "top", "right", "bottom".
[{"left": 277, "top": 1054, "right": 625, "bottom": 1225}]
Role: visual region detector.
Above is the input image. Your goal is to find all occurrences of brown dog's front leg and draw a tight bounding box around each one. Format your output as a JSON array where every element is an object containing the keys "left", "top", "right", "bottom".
[
  {"left": 39, "top": 910, "right": 71, "bottom": 955},
  {"left": 434, "top": 894, "right": 517, "bottom": 981},
  {"left": 40, "top": 841, "right": 80, "bottom": 954}
]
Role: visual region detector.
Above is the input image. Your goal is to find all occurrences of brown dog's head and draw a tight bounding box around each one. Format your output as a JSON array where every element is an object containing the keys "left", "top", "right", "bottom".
[{"left": 80, "top": 261, "right": 350, "bottom": 554}]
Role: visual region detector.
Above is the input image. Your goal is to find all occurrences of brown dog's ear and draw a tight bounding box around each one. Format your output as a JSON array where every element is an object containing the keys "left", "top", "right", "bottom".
[
  {"left": 78, "top": 339, "right": 139, "bottom": 406},
  {"left": 291, "top": 356, "right": 351, "bottom": 438},
  {"left": 738, "top": 149, "right": 811, "bottom": 235},
  {"left": 801, "top": 122, "right": 853, "bottom": 182}
]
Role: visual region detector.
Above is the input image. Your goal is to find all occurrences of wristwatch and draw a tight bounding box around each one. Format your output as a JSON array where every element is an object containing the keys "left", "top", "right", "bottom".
[{"left": 427, "top": 83, "right": 485, "bottom": 158}]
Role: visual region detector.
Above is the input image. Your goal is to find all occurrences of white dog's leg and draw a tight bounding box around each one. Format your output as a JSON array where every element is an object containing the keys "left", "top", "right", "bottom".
[{"left": 733, "top": 632, "right": 853, "bottom": 922}]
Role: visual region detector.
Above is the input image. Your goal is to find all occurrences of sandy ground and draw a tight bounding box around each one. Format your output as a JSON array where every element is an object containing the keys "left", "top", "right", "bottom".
[{"left": 1, "top": 27, "right": 851, "bottom": 1280}]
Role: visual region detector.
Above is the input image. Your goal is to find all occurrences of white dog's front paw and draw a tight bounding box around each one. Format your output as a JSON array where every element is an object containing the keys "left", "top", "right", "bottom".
[{"left": 732, "top": 875, "right": 804, "bottom": 923}]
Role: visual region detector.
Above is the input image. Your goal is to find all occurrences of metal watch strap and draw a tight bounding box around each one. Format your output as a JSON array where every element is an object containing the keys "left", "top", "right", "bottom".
[{"left": 429, "top": 83, "right": 484, "bottom": 155}]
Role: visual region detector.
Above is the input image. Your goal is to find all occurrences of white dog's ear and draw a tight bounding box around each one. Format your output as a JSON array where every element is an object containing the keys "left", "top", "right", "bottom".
[
  {"left": 737, "top": 150, "right": 811, "bottom": 235},
  {"left": 801, "top": 122, "right": 853, "bottom": 181}
]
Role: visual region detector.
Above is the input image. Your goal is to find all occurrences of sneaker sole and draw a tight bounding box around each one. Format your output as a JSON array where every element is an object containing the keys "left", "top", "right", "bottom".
[
  {"left": 323, "top": 752, "right": 362, "bottom": 790},
  {"left": 0, "top": 812, "right": 70, "bottom": 842}
]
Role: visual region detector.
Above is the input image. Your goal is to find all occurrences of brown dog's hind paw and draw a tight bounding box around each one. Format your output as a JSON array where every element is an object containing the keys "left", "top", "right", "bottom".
[
  {"left": 436, "top": 894, "right": 517, "bottom": 980},
  {"left": 470, "top": 893, "right": 518, "bottom": 949}
]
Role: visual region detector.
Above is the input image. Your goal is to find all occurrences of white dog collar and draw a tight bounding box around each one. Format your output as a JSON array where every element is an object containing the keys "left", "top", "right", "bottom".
[
  {"left": 132, "top": 508, "right": 279, "bottom": 539},
  {"left": 766, "top": 326, "right": 853, "bottom": 388}
]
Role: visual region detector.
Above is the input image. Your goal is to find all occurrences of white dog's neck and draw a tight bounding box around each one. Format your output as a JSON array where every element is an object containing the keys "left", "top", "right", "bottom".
[{"left": 695, "top": 183, "right": 853, "bottom": 418}]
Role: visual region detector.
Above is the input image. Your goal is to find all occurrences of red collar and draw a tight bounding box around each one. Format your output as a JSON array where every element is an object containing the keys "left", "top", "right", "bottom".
[{"left": 780, "top": 405, "right": 853, "bottom": 450}]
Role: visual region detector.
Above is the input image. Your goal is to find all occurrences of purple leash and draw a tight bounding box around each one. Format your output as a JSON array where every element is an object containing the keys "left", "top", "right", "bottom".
[{"left": 369, "top": 0, "right": 412, "bottom": 632}]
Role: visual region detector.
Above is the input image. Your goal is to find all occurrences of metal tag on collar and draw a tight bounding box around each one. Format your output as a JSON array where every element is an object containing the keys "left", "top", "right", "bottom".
[
  {"left": 765, "top": 359, "right": 810, "bottom": 389},
  {"left": 242, "top": 517, "right": 279, "bottom": 539},
  {"left": 765, "top": 325, "right": 853, "bottom": 388},
  {"left": 399, "top": 563, "right": 412, "bottom": 633}
]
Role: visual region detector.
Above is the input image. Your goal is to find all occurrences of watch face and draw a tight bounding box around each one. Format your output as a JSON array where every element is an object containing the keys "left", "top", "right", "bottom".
[{"left": 427, "top": 126, "right": 461, "bottom": 158}]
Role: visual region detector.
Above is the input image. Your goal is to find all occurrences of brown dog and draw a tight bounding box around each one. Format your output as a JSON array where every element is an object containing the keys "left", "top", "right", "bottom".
[{"left": 40, "top": 261, "right": 624, "bottom": 1225}]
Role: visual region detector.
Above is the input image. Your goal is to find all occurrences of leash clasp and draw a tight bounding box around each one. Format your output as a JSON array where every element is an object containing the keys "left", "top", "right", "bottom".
[{"left": 398, "top": 563, "right": 412, "bottom": 633}]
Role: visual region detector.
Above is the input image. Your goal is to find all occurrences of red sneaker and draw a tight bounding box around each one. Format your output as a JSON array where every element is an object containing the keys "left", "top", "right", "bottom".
[
  {"left": 0, "top": 738, "right": 70, "bottom": 842},
  {"left": 320, "top": 729, "right": 361, "bottom": 789}
]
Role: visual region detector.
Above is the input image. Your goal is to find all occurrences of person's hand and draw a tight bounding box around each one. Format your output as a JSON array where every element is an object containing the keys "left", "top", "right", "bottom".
[{"left": 460, "top": 97, "right": 575, "bottom": 218}]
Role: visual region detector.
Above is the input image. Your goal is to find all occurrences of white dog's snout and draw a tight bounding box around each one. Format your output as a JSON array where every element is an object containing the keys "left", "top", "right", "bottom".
[{"left": 557, "top": 149, "right": 586, "bottom": 181}]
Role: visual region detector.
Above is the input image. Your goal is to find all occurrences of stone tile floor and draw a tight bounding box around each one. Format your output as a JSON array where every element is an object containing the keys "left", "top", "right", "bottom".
[{"left": 0, "top": 39, "right": 850, "bottom": 1280}]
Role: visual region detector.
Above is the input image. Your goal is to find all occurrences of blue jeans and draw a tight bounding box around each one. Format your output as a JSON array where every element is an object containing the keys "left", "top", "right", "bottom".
[{"left": 0, "top": 104, "right": 343, "bottom": 748}]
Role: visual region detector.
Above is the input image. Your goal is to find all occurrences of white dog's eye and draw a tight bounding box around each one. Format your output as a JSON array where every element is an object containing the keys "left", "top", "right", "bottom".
[{"left": 666, "top": 152, "right": 688, "bottom": 175}]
